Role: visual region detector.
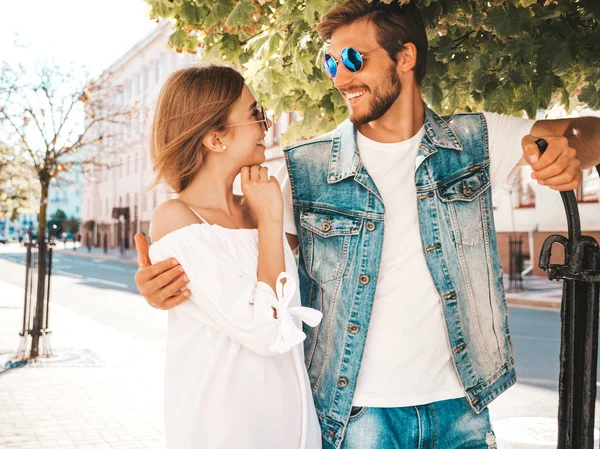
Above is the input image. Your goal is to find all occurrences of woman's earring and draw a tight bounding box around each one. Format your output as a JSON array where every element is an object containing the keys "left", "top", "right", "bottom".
[{"left": 222, "top": 145, "right": 227, "bottom": 150}]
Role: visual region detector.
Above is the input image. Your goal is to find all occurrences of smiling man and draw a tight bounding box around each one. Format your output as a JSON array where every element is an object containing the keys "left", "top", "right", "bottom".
[{"left": 134, "top": 1, "right": 600, "bottom": 448}]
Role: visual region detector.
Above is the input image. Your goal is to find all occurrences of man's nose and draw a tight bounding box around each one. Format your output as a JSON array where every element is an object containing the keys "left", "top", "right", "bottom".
[{"left": 333, "top": 64, "right": 354, "bottom": 91}]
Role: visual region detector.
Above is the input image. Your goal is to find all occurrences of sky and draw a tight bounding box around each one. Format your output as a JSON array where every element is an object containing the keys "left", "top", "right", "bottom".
[{"left": 0, "top": 0, "right": 158, "bottom": 77}]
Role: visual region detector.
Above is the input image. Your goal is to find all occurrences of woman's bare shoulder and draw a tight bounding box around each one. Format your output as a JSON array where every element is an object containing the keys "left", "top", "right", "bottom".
[{"left": 150, "top": 199, "right": 203, "bottom": 243}]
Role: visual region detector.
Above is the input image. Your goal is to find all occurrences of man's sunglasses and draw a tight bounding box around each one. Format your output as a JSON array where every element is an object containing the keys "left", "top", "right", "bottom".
[
  {"left": 225, "top": 104, "right": 269, "bottom": 132},
  {"left": 322, "top": 41, "right": 400, "bottom": 78}
]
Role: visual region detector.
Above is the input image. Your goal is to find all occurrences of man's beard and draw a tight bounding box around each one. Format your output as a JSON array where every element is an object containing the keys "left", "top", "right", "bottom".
[{"left": 350, "top": 64, "right": 401, "bottom": 126}]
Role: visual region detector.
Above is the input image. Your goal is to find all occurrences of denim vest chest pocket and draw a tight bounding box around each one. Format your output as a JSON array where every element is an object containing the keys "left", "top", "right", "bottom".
[
  {"left": 436, "top": 167, "right": 491, "bottom": 248},
  {"left": 299, "top": 211, "right": 362, "bottom": 284}
]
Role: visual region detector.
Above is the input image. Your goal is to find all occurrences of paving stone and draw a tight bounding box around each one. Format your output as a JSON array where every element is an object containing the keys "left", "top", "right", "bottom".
[{"left": 0, "top": 278, "right": 166, "bottom": 449}]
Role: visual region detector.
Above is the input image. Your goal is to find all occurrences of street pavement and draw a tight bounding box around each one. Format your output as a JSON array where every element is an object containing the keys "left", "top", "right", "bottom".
[
  {"left": 52, "top": 244, "right": 138, "bottom": 266},
  {"left": 0, "top": 242, "right": 599, "bottom": 448},
  {"left": 1, "top": 246, "right": 139, "bottom": 295}
]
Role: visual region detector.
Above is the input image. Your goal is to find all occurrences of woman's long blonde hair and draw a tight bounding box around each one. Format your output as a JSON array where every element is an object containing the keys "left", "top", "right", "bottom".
[{"left": 150, "top": 65, "right": 245, "bottom": 192}]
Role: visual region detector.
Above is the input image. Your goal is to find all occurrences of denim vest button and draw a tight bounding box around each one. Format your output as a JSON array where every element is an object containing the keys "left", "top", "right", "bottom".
[
  {"left": 462, "top": 183, "right": 473, "bottom": 196},
  {"left": 359, "top": 275, "right": 370, "bottom": 285},
  {"left": 322, "top": 222, "right": 331, "bottom": 232},
  {"left": 327, "top": 429, "right": 336, "bottom": 438},
  {"left": 348, "top": 324, "right": 360, "bottom": 334},
  {"left": 366, "top": 222, "right": 376, "bottom": 231},
  {"left": 338, "top": 377, "right": 348, "bottom": 387}
]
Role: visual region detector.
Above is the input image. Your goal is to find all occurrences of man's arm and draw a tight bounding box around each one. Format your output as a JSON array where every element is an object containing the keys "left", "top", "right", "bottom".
[{"left": 520, "top": 116, "right": 600, "bottom": 191}]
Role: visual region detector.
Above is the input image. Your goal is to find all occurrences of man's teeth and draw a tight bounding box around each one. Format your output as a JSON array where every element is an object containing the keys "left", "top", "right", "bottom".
[
  {"left": 346, "top": 91, "right": 366, "bottom": 99},
  {"left": 257, "top": 140, "right": 264, "bottom": 145}
]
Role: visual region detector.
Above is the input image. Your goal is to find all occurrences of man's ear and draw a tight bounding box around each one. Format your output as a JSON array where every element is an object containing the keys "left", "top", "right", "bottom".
[
  {"left": 202, "top": 131, "right": 227, "bottom": 154},
  {"left": 397, "top": 42, "right": 417, "bottom": 74}
]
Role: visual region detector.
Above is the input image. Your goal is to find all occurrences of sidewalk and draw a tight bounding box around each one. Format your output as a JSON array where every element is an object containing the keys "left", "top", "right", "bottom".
[
  {"left": 504, "top": 275, "right": 563, "bottom": 310},
  {"left": 0, "top": 280, "right": 166, "bottom": 449},
  {"left": 53, "top": 244, "right": 138, "bottom": 265}
]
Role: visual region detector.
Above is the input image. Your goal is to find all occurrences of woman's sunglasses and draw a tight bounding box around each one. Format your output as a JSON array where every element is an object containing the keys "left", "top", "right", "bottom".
[
  {"left": 225, "top": 104, "right": 269, "bottom": 132},
  {"left": 322, "top": 41, "right": 400, "bottom": 78}
]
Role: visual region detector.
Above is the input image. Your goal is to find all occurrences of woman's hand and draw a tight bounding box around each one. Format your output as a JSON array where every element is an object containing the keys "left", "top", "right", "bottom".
[{"left": 241, "top": 165, "right": 283, "bottom": 226}]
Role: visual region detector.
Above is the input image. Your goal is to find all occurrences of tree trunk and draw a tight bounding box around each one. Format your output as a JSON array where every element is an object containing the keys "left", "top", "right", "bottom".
[{"left": 30, "top": 178, "right": 49, "bottom": 359}]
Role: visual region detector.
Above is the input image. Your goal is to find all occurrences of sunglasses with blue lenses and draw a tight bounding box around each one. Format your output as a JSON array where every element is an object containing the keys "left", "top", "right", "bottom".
[{"left": 322, "top": 41, "right": 400, "bottom": 78}]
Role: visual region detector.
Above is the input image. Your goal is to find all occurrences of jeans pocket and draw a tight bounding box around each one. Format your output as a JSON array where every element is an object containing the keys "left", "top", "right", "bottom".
[{"left": 348, "top": 406, "right": 367, "bottom": 421}]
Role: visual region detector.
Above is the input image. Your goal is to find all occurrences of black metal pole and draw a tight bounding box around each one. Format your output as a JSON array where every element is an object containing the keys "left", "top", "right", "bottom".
[
  {"left": 537, "top": 140, "right": 600, "bottom": 449},
  {"left": 20, "top": 241, "right": 32, "bottom": 337},
  {"left": 44, "top": 246, "right": 52, "bottom": 331}
]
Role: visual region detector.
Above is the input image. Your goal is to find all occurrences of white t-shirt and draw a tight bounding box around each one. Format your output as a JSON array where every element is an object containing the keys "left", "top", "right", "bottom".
[{"left": 280, "top": 112, "right": 535, "bottom": 407}]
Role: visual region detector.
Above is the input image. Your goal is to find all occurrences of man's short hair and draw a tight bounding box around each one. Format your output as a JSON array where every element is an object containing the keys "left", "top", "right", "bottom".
[{"left": 317, "top": 0, "right": 428, "bottom": 85}]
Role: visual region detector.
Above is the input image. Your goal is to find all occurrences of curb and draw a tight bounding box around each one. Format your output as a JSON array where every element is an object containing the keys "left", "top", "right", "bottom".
[
  {"left": 506, "top": 296, "right": 561, "bottom": 311},
  {"left": 54, "top": 250, "right": 138, "bottom": 265}
]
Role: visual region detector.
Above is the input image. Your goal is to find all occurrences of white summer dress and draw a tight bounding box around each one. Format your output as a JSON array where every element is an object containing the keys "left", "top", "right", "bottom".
[{"left": 149, "top": 209, "right": 323, "bottom": 449}]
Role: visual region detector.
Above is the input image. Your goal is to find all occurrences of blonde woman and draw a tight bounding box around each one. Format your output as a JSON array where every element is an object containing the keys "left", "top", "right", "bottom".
[{"left": 147, "top": 65, "right": 322, "bottom": 449}]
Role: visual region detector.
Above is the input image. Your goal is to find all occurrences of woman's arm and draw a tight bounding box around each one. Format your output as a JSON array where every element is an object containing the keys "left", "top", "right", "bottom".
[
  {"left": 151, "top": 228, "right": 321, "bottom": 357},
  {"left": 242, "top": 165, "right": 286, "bottom": 292},
  {"left": 257, "top": 222, "right": 285, "bottom": 292}
]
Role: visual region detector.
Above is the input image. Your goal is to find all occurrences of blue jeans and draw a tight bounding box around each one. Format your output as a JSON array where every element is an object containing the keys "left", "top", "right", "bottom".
[{"left": 340, "top": 398, "right": 498, "bottom": 449}]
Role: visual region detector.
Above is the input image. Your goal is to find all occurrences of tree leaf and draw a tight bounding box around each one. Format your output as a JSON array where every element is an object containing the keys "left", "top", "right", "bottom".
[
  {"left": 168, "top": 29, "right": 188, "bottom": 52},
  {"left": 225, "top": 0, "right": 258, "bottom": 33}
]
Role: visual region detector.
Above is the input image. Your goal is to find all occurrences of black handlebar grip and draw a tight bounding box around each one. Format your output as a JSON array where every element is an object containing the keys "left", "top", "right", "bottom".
[{"left": 535, "top": 138, "right": 548, "bottom": 154}]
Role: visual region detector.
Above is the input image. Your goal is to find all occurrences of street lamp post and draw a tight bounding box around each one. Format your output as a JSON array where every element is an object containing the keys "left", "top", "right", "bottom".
[{"left": 537, "top": 139, "right": 600, "bottom": 449}]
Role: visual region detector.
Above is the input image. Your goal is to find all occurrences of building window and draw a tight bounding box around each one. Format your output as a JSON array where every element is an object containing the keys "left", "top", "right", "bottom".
[
  {"left": 143, "top": 66, "right": 149, "bottom": 92},
  {"left": 126, "top": 79, "right": 131, "bottom": 105},
  {"left": 126, "top": 155, "right": 130, "bottom": 176}
]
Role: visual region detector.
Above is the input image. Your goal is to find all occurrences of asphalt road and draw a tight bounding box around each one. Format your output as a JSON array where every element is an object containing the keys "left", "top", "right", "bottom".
[{"left": 0, "top": 247, "right": 138, "bottom": 293}]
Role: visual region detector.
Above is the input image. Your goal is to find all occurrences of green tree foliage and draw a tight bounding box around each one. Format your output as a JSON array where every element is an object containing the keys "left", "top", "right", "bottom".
[
  {"left": 145, "top": 0, "right": 599, "bottom": 142},
  {"left": 48, "top": 209, "right": 68, "bottom": 237}
]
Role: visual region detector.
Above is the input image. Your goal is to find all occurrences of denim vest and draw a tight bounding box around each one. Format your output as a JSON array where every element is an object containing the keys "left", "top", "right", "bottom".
[{"left": 283, "top": 107, "right": 516, "bottom": 449}]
